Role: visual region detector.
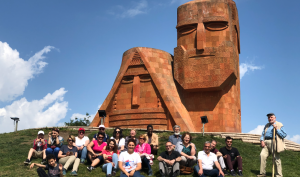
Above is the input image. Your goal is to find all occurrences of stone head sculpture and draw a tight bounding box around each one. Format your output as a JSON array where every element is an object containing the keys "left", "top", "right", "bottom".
[{"left": 174, "top": 0, "right": 240, "bottom": 90}]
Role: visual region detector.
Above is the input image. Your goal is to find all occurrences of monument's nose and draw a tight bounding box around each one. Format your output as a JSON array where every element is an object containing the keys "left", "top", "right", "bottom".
[{"left": 196, "top": 23, "right": 205, "bottom": 51}]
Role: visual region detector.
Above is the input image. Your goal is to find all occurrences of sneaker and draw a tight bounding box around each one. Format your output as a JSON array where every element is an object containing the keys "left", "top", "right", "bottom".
[
  {"left": 24, "top": 159, "right": 31, "bottom": 165},
  {"left": 80, "top": 159, "right": 85, "bottom": 164},
  {"left": 257, "top": 174, "right": 266, "bottom": 177},
  {"left": 62, "top": 168, "right": 66, "bottom": 175},
  {"left": 70, "top": 171, "right": 78, "bottom": 176},
  {"left": 237, "top": 171, "right": 243, "bottom": 176},
  {"left": 87, "top": 166, "right": 95, "bottom": 171},
  {"left": 223, "top": 169, "right": 229, "bottom": 175},
  {"left": 230, "top": 170, "right": 237, "bottom": 176},
  {"left": 112, "top": 171, "right": 116, "bottom": 176},
  {"left": 148, "top": 169, "right": 153, "bottom": 176},
  {"left": 41, "top": 159, "right": 46, "bottom": 165}
]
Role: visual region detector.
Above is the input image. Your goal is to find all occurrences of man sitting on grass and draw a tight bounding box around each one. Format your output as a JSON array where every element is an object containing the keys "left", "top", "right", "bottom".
[
  {"left": 30, "top": 154, "right": 63, "bottom": 177},
  {"left": 24, "top": 130, "right": 48, "bottom": 165}
]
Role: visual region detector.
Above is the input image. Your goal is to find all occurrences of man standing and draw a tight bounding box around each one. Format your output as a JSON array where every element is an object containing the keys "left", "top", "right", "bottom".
[
  {"left": 219, "top": 137, "right": 243, "bottom": 176},
  {"left": 24, "top": 130, "right": 48, "bottom": 165},
  {"left": 144, "top": 125, "right": 159, "bottom": 155},
  {"left": 157, "top": 141, "right": 181, "bottom": 177},
  {"left": 257, "top": 113, "right": 287, "bottom": 177},
  {"left": 194, "top": 141, "right": 224, "bottom": 177},
  {"left": 92, "top": 125, "right": 109, "bottom": 142},
  {"left": 168, "top": 125, "right": 182, "bottom": 149},
  {"left": 210, "top": 140, "right": 228, "bottom": 175}
]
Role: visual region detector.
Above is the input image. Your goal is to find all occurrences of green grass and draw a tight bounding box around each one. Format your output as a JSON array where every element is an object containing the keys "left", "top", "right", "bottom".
[{"left": 0, "top": 128, "right": 299, "bottom": 176}]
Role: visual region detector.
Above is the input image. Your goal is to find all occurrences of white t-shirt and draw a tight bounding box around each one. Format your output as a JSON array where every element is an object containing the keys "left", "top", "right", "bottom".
[
  {"left": 111, "top": 137, "right": 125, "bottom": 150},
  {"left": 118, "top": 151, "right": 141, "bottom": 172},
  {"left": 198, "top": 150, "right": 217, "bottom": 170},
  {"left": 75, "top": 136, "right": 89, "bottom": 147}
]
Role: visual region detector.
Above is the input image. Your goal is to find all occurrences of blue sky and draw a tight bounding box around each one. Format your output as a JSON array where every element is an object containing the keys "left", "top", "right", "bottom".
[{"left": 0, "top": 0, "right": 299, "bottom": 143}]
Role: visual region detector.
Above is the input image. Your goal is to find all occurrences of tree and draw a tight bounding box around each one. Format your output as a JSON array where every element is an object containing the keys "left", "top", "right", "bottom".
[{"left": 65, "top": 113, "right": 91, "bottom": 126}]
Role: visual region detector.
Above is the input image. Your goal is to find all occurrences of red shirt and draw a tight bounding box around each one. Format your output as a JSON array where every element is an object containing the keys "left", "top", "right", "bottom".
[
  {"left": 102, "top": 149, "right": 119, "bottom": 162},
  {"left": 33, "top": 139, "right": 48, "bottom": 151}
]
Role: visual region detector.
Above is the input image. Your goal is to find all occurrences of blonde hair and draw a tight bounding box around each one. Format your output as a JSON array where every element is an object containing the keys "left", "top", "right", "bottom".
[
  {"left": 69, "top": 135, "right": 75, "bottom": 142},
  {"left": 139, "top": 134, "right": 146, "bottom": 140}
]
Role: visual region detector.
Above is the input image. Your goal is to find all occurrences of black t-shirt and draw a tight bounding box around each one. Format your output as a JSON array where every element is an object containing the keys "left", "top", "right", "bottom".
[
  {"left": 45, "top": 163, "right": 60, "bottom": 177},
  {"left": 219, "top": 147, "right": 240, "bottom": 161},
  {"left": 159, "top": 150, "right": 181, "bottom": 160},
  {"left": 59, "top": 145, "right": 78, "bottom": 155}
]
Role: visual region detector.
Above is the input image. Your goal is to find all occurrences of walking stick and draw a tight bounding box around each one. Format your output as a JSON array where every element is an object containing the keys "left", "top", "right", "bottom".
[{"left": 272, "top": 127, "right": 275, "bottom": 177}]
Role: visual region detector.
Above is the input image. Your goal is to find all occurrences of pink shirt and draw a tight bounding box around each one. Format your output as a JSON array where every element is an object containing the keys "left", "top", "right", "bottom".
[
  {"left": 102, "top": 149, "right": 120, "bottom": 162},
  {"left": 92, "top": 140, "right": 107, "bottom": 153},
  {"left": 134, "top": 143, "right": 151, "bottom": 154}
]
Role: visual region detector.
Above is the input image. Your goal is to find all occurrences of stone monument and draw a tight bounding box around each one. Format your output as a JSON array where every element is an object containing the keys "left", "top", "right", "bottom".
[{"left": 90, "top": 0, "right": 241, "bottom": 132}]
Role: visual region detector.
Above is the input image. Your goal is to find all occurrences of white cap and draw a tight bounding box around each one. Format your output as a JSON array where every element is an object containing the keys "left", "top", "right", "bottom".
[
  {"left": 99, "top": 125, "right": 105, "bottom": 129},
  {"left": 38, "top": 130, "right": 44, "bottom": 135}
]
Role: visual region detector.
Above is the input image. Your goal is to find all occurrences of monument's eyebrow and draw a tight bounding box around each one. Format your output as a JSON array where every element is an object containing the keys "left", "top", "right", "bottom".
[
  {"left": 203, "top": 16, "right": 228, "bottom": 23},
  {"left": 176, "top": 23, "right": 198, "bottom": 29}
]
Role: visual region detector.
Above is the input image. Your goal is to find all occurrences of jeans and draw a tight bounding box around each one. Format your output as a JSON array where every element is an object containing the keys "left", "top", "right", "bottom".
[
  {"left": 46, "top": 147, "right": 60, "bottom": 161},
  {"left": 102, "top": 154, "right": 119, "bottom": 175},
  {"left": 120, "top": 171, "right": 145, "bottom": 177},
  {"left": 194, "top": 165, "right": 223, "bottom": 177},
  {"left": 77, "top": 147, "right": 88, "bottom": 161},
  {"left": 141, "top": 157, "right": 151, "bottom": 171}
]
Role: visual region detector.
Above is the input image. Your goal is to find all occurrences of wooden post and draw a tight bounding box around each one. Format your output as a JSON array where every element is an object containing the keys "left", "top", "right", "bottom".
[{"left": 272, "top": 127, "right": 275, "bottom": 177}]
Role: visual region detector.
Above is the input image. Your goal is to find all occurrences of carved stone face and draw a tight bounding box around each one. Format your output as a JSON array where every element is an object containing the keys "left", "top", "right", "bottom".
[{"left": 174, "top": 0, "right": 240, "bottom": 90}]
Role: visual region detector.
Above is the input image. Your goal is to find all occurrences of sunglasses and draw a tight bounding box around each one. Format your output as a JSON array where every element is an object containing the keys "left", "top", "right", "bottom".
[
  {"left": 79, "top": 131, "right": 84, "bottom": 134},
  {"left": 116, "top": 131, "right": 120, "bottom": 133},
  {"left": 98, "top": 137, "right": 104, "bottom": 139},
  {"left": 99, "top": 128, "right": 105, "bottom": 130},
  {"left": 68, "top": 139, "right": 73, "bottom": 142}
]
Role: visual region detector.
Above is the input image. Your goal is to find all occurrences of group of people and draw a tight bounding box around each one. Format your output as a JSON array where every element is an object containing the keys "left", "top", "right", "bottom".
[{"left": 24, "top": 113, "right": 287, "bottom": 177}]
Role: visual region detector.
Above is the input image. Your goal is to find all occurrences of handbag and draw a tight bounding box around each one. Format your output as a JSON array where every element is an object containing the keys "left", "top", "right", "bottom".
[{"left": 180, "top": 165, "right": 193, "bottom": 174}]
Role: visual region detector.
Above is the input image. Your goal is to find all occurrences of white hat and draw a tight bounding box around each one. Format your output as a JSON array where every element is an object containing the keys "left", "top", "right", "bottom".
[
  {"left": 99, "top": 125, "right": 105, "bottom": 129},
  {"left": 38, "top": 130, "right": 44, "bottom": 135}
]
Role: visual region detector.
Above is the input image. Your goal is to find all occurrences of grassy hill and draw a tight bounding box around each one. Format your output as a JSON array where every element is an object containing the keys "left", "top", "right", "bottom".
[{"left": 0, "top": 128, "right": 299, "bottom": 177}]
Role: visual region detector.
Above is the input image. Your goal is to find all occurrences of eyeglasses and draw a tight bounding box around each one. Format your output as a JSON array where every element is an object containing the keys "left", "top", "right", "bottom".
[{"left": 166, "top": 145, "right": 172, "bottom": 147}]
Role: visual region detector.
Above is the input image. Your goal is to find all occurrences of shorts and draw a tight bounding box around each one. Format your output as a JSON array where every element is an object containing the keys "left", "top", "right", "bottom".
[{"left": 33, "top": 149, "right": 44, "bottom": 158}]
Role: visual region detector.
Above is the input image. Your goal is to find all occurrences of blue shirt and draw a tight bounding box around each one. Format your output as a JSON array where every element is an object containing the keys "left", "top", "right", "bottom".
[
  {"left": 168, "top": 134, "right": 182, "bottom": 145},
  {"left": 260, "top": 123, "right": 287, "bottom": 141}
]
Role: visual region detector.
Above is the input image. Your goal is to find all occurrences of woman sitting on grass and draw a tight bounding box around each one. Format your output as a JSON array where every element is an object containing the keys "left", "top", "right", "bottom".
[
  {"left": 110, "top": 127, "right": 125, "bottom": 151},
  {"left": 102, "top": 139, "right": 120, "bottom": 177},
  {"left": 57, "top": 135, "right": 80, "bottom": 176},
  {"left": 119, "top": 139, "right": 145, "bottom": 177},
  {"left": 175, "top": 132, "right": 197, "bottom": 168},
  {"left": 30, "top": 154, "right": 63, "bottom": 177},
  {"left": 134, "top": 134, "right": 153, "bottom": 176},
  {"left": 86, "top": 132, "right": 107, "bottom": 171},
  {"left": 74, "top": 127, "right": 90, "bottom": 164}
]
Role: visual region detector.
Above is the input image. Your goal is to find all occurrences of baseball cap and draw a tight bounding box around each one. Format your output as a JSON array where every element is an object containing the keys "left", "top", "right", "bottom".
[
  {"left": 266, "top": 113, "right": 275, "bottom": 117},
  {"left": 99, "top": 125, "right": 105, "bottom": 129},
  {"left": 38, "top": 130, "right": 44, "bottom": 135},
  {"left": 78, "top": 128, "right": 85, "bottom": 132}
]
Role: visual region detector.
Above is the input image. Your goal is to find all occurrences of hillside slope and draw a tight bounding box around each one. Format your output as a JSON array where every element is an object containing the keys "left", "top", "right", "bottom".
[{"left": 0, "top": 128, "right": 299, "bottom": 177}]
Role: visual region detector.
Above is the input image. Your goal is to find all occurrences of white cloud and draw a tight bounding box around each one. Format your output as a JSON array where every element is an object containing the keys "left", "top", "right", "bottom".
[
  {"left": 0, "top": 41, "right": 54, "bottom": 102},
  {"left": 239, "top": 63, "right": 263, "bottom": 79},
  {"left": 0, "top": 88, "right": 68, "bottom": 134},
  {"left": 248, "top": 125, "right": 264, "bottom": 134},
  {"left": 109, "top": 0, "right": 148, "bottom": 18},
  {"left": 171, "top": 0, "right": 190, "bottom": 5},
  {"left": 70, "top": 113, "right": 88, "bottom": 120},
  {"left": 286, "top": 135, "right": 300, "bottom": 144}
]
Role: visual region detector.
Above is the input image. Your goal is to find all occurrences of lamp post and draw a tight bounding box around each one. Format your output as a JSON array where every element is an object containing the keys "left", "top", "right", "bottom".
[
  {"left": 98, "top": 110, "right": 106, "bottom": 125},
  {"left": 10, "top": 117, "right": 20, "bottom": 132},
  {"left": 201, "top": 116, "right": 208, "bottom": 136}
]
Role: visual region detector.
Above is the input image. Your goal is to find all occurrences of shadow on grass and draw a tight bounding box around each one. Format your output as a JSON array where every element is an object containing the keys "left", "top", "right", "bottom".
[{"left": 251, "top": 169, "right": 272, "bottom": 176}]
